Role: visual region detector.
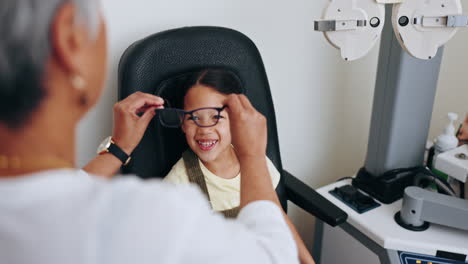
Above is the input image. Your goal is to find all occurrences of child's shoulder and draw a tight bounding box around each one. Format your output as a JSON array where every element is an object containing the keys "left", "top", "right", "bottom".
[{"left": 163, "top": 158, "right": 190, "bottom": 184}]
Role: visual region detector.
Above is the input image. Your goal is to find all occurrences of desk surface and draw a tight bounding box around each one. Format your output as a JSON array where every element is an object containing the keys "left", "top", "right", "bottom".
[{"left": 317, "top": 179, "right": 468, "bottom": 256}]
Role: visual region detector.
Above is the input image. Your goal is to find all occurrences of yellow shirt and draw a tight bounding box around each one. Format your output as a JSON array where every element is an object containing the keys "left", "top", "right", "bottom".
[{"left": 164, "top": 156, "right": 281, "bottom": 211}]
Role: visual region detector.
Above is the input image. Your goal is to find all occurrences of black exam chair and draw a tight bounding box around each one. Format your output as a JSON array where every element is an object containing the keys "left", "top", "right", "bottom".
[{"left": 118, "top": 26, "right": 347, "bottom": 227}]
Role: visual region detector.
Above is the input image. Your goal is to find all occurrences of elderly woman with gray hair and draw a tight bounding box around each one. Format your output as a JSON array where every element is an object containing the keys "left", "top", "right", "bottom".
[{"left": 0, "top": 1, "right": 300, "bottom": 263}]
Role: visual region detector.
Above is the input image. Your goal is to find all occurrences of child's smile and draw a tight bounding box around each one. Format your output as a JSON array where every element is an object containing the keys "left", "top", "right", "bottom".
[{"left": 197, "top": 139, "right": 218, "bottom": 151}]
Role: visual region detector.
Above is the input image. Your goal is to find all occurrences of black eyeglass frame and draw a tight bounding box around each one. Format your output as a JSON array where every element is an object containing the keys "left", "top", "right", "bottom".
[{"left": 156, "top": 106, "right": 227, "bottom": 128}]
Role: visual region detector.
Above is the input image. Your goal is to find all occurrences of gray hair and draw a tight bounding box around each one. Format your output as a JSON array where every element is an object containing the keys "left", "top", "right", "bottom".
[{"left": 0, "top": 0, "right": 101, "bottom": 128}]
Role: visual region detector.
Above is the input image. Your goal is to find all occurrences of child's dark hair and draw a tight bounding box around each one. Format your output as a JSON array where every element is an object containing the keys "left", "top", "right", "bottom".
[{"left": 176, "top": 69, "right": 243, "bottom": 108}]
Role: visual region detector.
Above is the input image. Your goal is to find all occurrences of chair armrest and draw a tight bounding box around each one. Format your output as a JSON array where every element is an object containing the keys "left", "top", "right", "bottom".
[{"left": 283, "top": 169, "right": 347, "bottom": 227}]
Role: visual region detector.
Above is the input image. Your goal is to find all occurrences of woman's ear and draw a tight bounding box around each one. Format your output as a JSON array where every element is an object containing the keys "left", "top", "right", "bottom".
[{"left": 50, "top": 2, "right": 90, "bottom": 75}]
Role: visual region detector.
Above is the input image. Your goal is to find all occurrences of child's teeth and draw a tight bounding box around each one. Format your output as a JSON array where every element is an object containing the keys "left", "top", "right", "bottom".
[{"left": 199, "top": 140, "right": 217, "bottom": 147}]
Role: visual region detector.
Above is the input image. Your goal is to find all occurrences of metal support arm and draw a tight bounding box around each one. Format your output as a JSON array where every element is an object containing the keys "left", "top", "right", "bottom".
[{"left": 400, "top": 187, "right": 468, "bottom": 231}]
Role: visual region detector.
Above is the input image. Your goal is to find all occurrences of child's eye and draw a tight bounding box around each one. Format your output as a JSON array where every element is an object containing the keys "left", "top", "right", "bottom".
[
  {"left": 213, "top": 115, "right": 224, "bottom": 120},
  {"left": 188, "top": 116, "right": 200, "bottom": 121}
]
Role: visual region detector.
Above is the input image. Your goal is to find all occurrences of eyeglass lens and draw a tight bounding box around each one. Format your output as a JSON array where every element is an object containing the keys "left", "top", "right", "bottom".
[
  {"left": 158, "top": 109, "right": 185, "bottom": 127},
  {"left": 187, "top": 108, "right": 223, "bottom": 127}
]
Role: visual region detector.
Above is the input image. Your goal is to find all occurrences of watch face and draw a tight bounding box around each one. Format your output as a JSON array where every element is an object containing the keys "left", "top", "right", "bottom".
[{"left": 97, "top": 136, "right": 112, "bottom": 154}]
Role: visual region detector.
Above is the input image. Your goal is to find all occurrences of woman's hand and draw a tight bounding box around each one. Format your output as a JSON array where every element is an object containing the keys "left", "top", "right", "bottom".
[
  {"left": 457, "top": 114, "right": 468, "bottom": 145},
  {"left": 83, "top": 92, "right": 163, "bottom": 178},
  {"left": 225, "top": 94, "right": 315, "bottom": 264},
  {"left": 224, "top": 94, "right": 267, "bottom": 161},
  {"left": 112, "top": 92, "right": 164, "bottom": 154}
]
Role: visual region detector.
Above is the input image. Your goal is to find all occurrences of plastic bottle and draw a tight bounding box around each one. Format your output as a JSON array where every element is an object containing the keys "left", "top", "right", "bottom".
[
  {"left": 432, "top": 112, "right": 459, "bottom": 180},
  {"left": 434, "top": 112, "right": 459, "bottom": 154}
]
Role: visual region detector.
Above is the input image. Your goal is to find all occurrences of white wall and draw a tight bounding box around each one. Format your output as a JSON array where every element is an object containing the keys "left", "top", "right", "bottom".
[
  {"left": 430, "top": 28, "right": 468, "bottom": 140},
  {"left": 77, "top": 0, "right": 468, "bottom": 252}
]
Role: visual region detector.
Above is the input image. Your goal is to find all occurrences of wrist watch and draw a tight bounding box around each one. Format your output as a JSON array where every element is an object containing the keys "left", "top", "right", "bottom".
[{"left": 97, "top": 136, "right": 131, "bottom": 166}]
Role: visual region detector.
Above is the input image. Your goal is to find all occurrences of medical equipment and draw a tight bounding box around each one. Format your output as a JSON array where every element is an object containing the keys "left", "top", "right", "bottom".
[
  {"left": 313, "top": 1, "right": 468, "bottom": 263},
  {"left": 314, "top": 0, "right": 385, "bottom": 61},
  {"left": 315, "top": 180, "right": 468, "bottom": 264},
  {"left": 397, "top": 185, "right": 468, "bottom": 232},
  {"left": 435, "top": 145, "right": 468, "bottom": 184},
  {"left": 315, "top": 0, "right": 468, "bottom": 60}
]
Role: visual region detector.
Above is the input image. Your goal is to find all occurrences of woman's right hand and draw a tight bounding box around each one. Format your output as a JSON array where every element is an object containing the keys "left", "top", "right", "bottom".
[
  {"left": 224, "top": 94, "right": 267, "bottom": 161},
  {"left": 457, "top": 114, "right": 468, "bottom": 144},
  {"left": 112, "top": 92, "right": 164, "bottom": 155}
]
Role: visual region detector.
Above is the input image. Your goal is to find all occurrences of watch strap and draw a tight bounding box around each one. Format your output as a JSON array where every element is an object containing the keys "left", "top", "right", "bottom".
[{"left": 108, "top": 142, "right": 131, "bottom": 166}]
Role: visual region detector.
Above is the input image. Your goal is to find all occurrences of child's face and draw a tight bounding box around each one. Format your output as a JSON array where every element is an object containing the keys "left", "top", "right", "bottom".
[{"left": 182, "top": 85, "right": 232, "bottom": 163}]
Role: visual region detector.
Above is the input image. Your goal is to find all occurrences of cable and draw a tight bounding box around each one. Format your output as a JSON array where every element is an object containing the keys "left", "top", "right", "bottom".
[
  {"left": 381, "top": 166, "right": 422, "bottom": 180},
  {"left": 414, "top": 167, "right": 457, "bottom": 197},
  {"left": 336, "top": 176, "right": 353, "bottom": 182},
  {"left": 461, "top": 182, "right": 465, "bottom": 199}
]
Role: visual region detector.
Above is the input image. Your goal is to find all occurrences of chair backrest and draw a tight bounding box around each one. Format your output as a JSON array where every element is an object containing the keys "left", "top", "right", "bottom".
[{"left": 118, "top": 26, "right": 287, "bottom": 209}]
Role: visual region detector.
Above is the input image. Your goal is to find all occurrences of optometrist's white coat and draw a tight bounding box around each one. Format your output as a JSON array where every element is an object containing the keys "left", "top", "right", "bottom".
[{"left": 0, "top": 169, "right": 298, "bottom": 264}]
